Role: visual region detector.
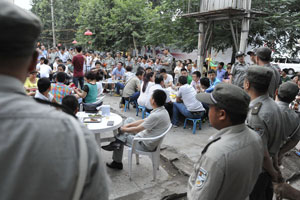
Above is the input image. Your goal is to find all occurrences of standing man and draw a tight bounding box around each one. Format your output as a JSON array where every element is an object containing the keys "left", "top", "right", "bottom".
[
  {"left": 72, "top": 46, "right": 85, "bottom": 89},
  {"left": 255, "top": 47, "right": 281, "bottom": 99},
  {"left": 161, "top": 48, "right": 173, "bottom": 74},
  {"left": 231, "top": 51, "right": 249, "bottom": 88},
  {"left": 188, "top": 84, "right": 264, "bottom": 200},
  {"left": 58, "top": 46, "right": 70, "bottom": 63},
  {"left": 104, "top": 52, "right": 115, "bottom": 74},
  {"left": 216, "top": 62, "right": 226, "bottom": 81},
  {"left": 247, "top": 49, "right": 257, "bottom": 65},
  {"left": 244, "top": 66, "right": 283, "bottom": 200},
  {"left": 0, "top": 2, "right": 108, "bottom": 199}
]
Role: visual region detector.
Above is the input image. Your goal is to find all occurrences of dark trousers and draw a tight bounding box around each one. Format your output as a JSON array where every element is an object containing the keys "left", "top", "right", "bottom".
[
  {"left": 250, "top": 172, "right": 273, "bottom": 200},
  {"left": 73, "top": 77, "right": 84, "bottom": 89}
]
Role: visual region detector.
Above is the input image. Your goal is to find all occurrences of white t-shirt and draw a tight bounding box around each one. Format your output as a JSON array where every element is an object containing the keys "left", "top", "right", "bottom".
[
  {"left": 39, "top": 64, "right": 52, "bottom": 78},
  {"left": 178, "top": 84, "right": 205, "bottom": 112},
  {"left": 35, "top": 90, "right": 54, "bottom": 102},
  {"left": 145, "top": 84, "right": 171, "bottom": 110},
  {"left": 138, "top": 81, "right": 155, "bottom": 107},
  {"left": 174, "top": 66, "right": 182, "bottom": 79},
  {"left": 164, "top": 74, "right": 173, "bottom": 86}
]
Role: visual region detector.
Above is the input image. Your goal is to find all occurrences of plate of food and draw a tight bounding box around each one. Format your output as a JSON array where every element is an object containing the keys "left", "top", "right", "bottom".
[
  {"left": 83, "top": 117, "right": 102, "bottom": 123},
  {"left": 88, "top": 114, "right": 102, "bottom": 118}
]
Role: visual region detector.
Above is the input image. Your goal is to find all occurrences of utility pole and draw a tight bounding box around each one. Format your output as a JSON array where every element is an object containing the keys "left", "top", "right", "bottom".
[{"left": 50, "top": 0, "right": 56, "bottom": 47}]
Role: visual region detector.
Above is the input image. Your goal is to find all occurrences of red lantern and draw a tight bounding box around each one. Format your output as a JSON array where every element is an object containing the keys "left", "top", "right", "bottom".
[
  {"left": 72, "top": 40, "right": 78, "bottom": 44},
  {"left": 58, "top": 43, "right": 61, "bottom": 47},
  {"left": 84, "top": 30, "right": 93, "bottom": 36}
]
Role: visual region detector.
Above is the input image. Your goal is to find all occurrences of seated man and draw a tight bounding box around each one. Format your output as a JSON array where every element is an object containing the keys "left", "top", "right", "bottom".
[
  {"left": 50, "top": 72, "right": 72, "bottom": 104},
  {"left": 102, "top": 90, "right": 171, "bottom": 169},
  {"left": 145, "top": 75, "right": 172, "bottom": 116},
  {"left": 62, "top": 95, "right": 79, "bottom": 116},
  {"left": 35, "top": 77, "right": 56, "bottom": 103},
  {"left": 191, "top": 71, "right": 201, "bottom": 93},
  {"left": 205, "top": 69, "right": 221, "bottom": 93},
  {"left": 160, "top": 68, "right": 173, "bottom": 88},
  {"left": 200, "top": 77, "right": 210, "bottom": 92},
  {"left": 120, "top": 70, "right": 144, "bottom": 106},
  {"left": 111, "top": 62, "right": 125, "bottom": 81},
  {"left": 115, "top": 66, "right": 134, "bottom": 96},
  {"left": 172, "top": 76, "right": 206, "bottom": 127},
  {"left": 180, "top": 68, "right": 193, "bottom": 84}
]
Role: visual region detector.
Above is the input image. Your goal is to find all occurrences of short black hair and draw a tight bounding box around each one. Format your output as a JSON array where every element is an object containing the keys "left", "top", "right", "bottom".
[
  {"left": 181, "top": 68, "right": 187, "bottom": 72},
  {"left": 56, "top": 72, "right": 66, "bottom": 83},
  {"left": 95, "top": 61, "right": 101, "bottom": 65},
  {"left": 200, "top": 77, "right": 210, "bottom": 88},
  {"left": 85, "top": 71, "right": 97, "bottom": 80},
  {"left": 146, "top": 67, "right": 152, "bottom": 71},
  {"left": 57, "top": 64, "right": 66, "bottom": 71},
  {"left": 40, "top": 57, "right": 45, "bottom": 61},
  {"left": 152, "top": 89, "right": 166, "bottom": 107},
  {"left": 208, "top": 69, "right": 216, "bottom": 74},
  {"left": 155, "top": 75, "right": 164, "bottom": 84},
  {"left": 126, "top": 66, "right": 132, "bottom": 71},
  {"left": 215, "top": 105, "right": 248, "bottom": 126},
  {"left": 192, "top": 71, "right": 201, "bottom": 78},
  {"left": 219, "top": 62, "right": 224, "bottom": 67},
  {"left": 178, "top": 76, "right": 188, "bottom": 85},
  {"left": 62, "top": 95, "right": 79, "bottom": 114},
  {"left": 118, "top": 62, "right": 123, "bottom": 66},
  {"left": 160, "top": 68, "right": 167, "bottom": 73},
  {"left": 44, "top": 59, "right": 49, "bottom": 65},
  {"left": 136, "top": 70, "right": 144, "bottom": 76},
  {"left": 67, "top": 58, "right": 72, "bottom": 62},
  {"left": 58, "top": 59, "right": 63, "bottom": 63},
  {"left": 75, "top": 46, "right": 82, "bottom": 52},
  {"left": 37, "top": 78, "right": 51, "bottom": 93}
]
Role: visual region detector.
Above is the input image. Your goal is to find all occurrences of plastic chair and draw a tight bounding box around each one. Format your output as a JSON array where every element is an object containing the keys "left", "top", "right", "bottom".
[
  {"left": 127, "top": 124, "right": 172, "bottom": 181},
  {"left": 184, "top": 118, "right": 202, "bottom": 134},
  {"left": 124, "top": 99, "right": 138, "bottom": 114},
  {"left": 136, "top": 105, "right": 146, "bottom": 119}
]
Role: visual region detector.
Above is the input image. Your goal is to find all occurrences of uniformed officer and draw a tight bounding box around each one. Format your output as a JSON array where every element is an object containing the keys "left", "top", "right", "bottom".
[
  {"left": 114, "top": 51, "right": 125, "bottom": 67},
  {"left": 104, "top": 52, "right": 115, "bottom": 73},
  {"left": 161, "top": 48, "right": 173, "bottom": 74},
  {"left": 0, "top": 2, "right": 109, "bottom": 199},
  {"left": 188, "top": 83, "right": 264, "bottom": 200},
  {"left": 247, "top": 48, "right": 257, "bottom": 65},
  {"left": 276, "top": 82, "right": 300, "bottom": 164},
  {"left": 244, "top": 66, "right": 283, "bottom": 200},
  {"left": 255, "top": 47, "right": 281, "bottom": 99},
  {"left": 231, "top": 51, "right": 249, "bottom": 88}
]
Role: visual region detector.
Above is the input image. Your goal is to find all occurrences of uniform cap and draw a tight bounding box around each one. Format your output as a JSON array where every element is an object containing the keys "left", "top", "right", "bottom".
[
  {"left": 256, "top": 47, "right": 272, "bottom": 62},
  {"left": 278, "top": 81, "right": 299, "bottom": 101},
  {"left": 196, "top": 83, "right": 250, "bottom": 115},
  {"left": 235, "top": 51, "right": 246, "bottom": 58},
  {"left": 246, "top": 66, "right": 273, "bottom": 89},
  {"left": 247, "top": 48, "right": 257, "bottom": 56},
  {"left": 0, "top": 1, "right": 41, "bottom": 57}
]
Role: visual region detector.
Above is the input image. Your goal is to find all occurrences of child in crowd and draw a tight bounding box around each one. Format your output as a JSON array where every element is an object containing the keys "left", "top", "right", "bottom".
[{"left": 35, "top": 77, "right": 56, "bottom": 103}]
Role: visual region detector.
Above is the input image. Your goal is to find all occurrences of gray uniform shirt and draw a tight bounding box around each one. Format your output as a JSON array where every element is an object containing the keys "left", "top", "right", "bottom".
[
  {"left": 231, "top": 62, "right": 249, "bottom": 88},
  {"left": 246, "top": 94, "right": 283, "bottom": 156},
  {"left": 162, "top": 53, "right": 173, "bottom": 73},
  {"left": 276, "top": 101, "right": 300, "bottom": 142},
  {"left": 0, "top": 75, "right": 109, "bottom": 200},
  {"left": 187, "top": 124, "right": 264, "bottom": 200},
  {"left": 264, "top": 63, "right": 281, "bottom": 99},
  {"left": 105, "top": 57, "right": 115, "bottom": 71}
]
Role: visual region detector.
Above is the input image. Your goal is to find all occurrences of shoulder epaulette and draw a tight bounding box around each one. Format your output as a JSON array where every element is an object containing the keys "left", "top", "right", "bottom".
[
  {"left": 201, "top": 137, "right": 221, "bottom": 155},
  {"left": 251, "top": 102, "right": 262, "bottom": 115}
]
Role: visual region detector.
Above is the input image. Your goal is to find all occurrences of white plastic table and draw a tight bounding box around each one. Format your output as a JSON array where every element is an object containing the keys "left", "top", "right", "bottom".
[{"left": 76, "top": 112, "right": 123, "bottom": 146}]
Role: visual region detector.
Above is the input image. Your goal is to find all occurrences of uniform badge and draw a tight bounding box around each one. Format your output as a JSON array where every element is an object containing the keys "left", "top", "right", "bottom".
[{"left": 195, "top": 168, "right": 208, "bottom": 189}]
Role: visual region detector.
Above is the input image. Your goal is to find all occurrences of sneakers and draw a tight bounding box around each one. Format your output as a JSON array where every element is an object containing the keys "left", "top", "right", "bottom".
[
  {"left": 106, "top": 161, "right": 123, "bottom": 170},
  {"left": 172, "top": 124, "right": 179, "bottom": 128},
  {"left": 113, "top": 93, "right": 121, "bottom": 97}
]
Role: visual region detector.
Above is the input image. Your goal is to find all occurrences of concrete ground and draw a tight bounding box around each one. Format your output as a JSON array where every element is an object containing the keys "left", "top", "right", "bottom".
[{"left": 100, "top": 94, "right": 300, "bottom": 200}]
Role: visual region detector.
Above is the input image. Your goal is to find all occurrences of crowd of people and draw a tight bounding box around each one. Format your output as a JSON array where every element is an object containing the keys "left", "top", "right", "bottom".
[{"left": 2, "top": 1, "right": 300, "bottom": 200}]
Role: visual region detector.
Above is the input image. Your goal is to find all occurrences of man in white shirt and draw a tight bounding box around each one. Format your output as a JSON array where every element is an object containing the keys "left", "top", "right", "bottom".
[
  {"left": 160, "top": 68, "right": 173, "bottom": 87},
  {"left": 58, "top": 47, "right": 70, "bottom": 63},
  {"left": 172, "top": 76, "right": 205, "bottom": 127},
  {"left": 145, "top": 75, "right": 172, "bottom": 117},
  {"left": 38, "top": 59, "right": 52, "bottom": 78}
]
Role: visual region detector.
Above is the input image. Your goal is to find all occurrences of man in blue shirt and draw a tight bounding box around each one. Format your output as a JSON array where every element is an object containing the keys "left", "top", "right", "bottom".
[
  {"left": 216, "top": 62, "right": 226, "bottom": 81},
  {"left": 112, "top": 62, "right": 126, "bottom": 80},
  {"left": 205, "top": 69, "right": 221, "bottom": 93}
]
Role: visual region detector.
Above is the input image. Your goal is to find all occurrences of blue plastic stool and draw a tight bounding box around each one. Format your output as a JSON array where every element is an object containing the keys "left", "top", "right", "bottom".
[
  {"left": 124, "top": 99, "right": 138, "bottom": 115},
  {"left": 136, "top": 105, "right": 146, "bottom": 119},
  {"left": 183, "top": 118, "right": 202, "bottom": 134}
]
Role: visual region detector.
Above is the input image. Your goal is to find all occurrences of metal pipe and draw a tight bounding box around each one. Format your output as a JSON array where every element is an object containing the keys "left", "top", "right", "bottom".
[{"left": 50, "top": 0, "right": 56, "bottom": 47}]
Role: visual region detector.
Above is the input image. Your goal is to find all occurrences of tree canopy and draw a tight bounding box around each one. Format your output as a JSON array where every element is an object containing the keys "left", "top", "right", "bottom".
[{"left": 31, "top": 0, "right": 300, "bottom": 57}]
